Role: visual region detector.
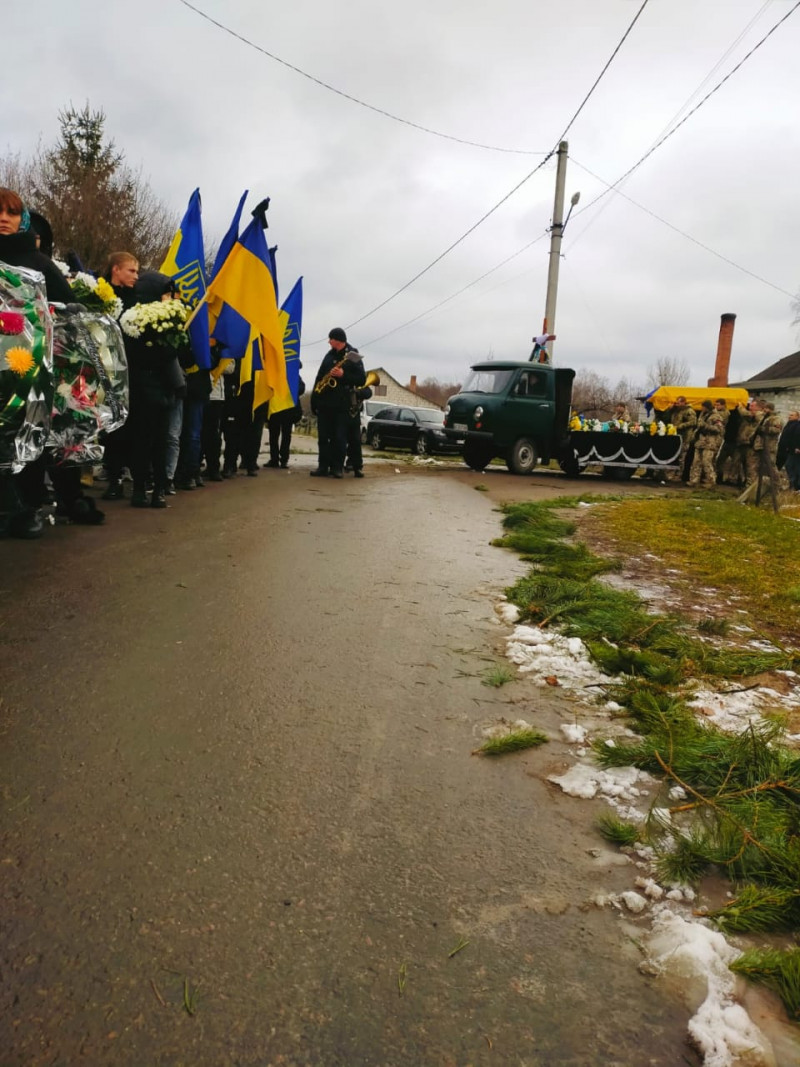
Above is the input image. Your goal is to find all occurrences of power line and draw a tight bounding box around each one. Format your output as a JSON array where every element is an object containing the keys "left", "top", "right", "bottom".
[
  {"left": 555, "top": 0, "right": 650, "bottom": 143},
  {"left": 569, "top": 157, "right": 795, "bottom": 299},
  {"left": 176, "top": 0, "right": 548, "bottom": 156},
  {"left": 570, "top": 0, "right": 777, "bottom": 242},
  {"left": 569, "top": 0, "right": 800, "bottom": 225},
  {"left": 314, "top": 0, "right": 651, "bottom": 341},
  {"left": 361, "top": 230, "right": 551, "bottom": 347}
]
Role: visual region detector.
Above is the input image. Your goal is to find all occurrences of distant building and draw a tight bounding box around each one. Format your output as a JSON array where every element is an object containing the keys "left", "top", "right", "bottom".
[
  {"left": 732, "top": 350, "right": 800, "bottom": 416},
  {"left": 367, "top": 368, "right": 442, "bottom": 411}
]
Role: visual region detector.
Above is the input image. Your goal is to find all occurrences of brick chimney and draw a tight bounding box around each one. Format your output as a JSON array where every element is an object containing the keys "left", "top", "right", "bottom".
[
  {"left": 409, "top": 375, "right": 417, "bottom": 393},
  {"left": 708, "top": 313, "right": 736, "bottom": 387}
]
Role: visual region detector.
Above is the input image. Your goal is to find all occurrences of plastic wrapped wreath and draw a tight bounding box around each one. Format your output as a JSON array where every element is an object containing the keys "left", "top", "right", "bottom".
[
  {"left": 48, "top": 308, "right": 129, "bottom": 465},
  {"left": 0, "top": 262, "right": 54, "bottom": 472}
]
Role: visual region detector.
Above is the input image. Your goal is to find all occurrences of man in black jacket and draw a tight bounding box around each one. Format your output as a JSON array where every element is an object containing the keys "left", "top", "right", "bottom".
[{"left": 310, "top": 328, "right": 366, "bottom": 478}]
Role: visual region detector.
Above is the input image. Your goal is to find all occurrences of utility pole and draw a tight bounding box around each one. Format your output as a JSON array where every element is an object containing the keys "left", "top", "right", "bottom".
[{"left": 542, "top": 140, "right": 569, "bottom": 363}]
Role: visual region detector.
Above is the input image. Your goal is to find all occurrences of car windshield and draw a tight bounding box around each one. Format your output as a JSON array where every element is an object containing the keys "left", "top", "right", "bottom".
[
  {"left": 415, "top": 410, "right": 444, "bottom": 424},
  {"left": 461, "top": 369, "right": 514, "bottom": 394}
]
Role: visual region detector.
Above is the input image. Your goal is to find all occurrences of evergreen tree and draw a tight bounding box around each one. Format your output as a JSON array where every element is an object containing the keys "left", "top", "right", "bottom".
[{"left": 3, "top": 104, "right": 177, "bottom": 271}]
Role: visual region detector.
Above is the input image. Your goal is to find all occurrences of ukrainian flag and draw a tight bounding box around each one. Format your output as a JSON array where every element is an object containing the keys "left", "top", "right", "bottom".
[
  {"left": 161, "top": 188, "right": 211, "bottom": 369},
  {"left": 279, "top": 278, "right": 303, "bottom": 404},
  {"left": 206, "top": 215, "right": 293, "bottom": 415}
]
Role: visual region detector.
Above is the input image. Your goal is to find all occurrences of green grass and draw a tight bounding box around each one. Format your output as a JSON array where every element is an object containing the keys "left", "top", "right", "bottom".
[
  {"left": 492, "top": 495, "right": 800, "bottom": 1021},
  {"left": 476, "top": 729, "right": 548, "bottom": 755},
  {"left": 482, "top": 663, "right": 515, "bottom": 688},
  {"left": 580, "top": 497, "right": 800, "bottom": 638}
]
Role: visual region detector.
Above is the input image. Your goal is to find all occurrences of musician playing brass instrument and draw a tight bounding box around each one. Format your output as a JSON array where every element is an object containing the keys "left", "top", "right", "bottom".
[{"left": 310, "top": 327, "right": 366, "bottom": 478}]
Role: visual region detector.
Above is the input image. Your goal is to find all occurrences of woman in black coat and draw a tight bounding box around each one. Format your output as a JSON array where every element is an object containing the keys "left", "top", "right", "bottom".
[{"left": 122, "top": 271, "right": 186, "bottom": 509}]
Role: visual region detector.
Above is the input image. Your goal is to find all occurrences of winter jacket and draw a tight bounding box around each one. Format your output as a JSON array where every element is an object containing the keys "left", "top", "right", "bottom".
[
  {"left": 123, "top": 271, "right": 186, "bottom": 403},
  {"left": 0, "top": 230, "right": 73, "bottom": 303}
]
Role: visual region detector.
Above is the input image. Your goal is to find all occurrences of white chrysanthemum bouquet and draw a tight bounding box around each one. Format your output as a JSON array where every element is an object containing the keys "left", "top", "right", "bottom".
[{"left": 119, "top": 299, "right": 190, "bottom": 351}]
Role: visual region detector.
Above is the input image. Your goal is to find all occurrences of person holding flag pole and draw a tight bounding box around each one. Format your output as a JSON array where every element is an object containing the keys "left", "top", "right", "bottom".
[{"left": 160, "top": 189, "right": 212, "bottom": 490}]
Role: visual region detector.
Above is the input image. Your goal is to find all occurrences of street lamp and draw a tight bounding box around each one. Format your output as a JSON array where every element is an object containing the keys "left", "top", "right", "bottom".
[{"left": 563, "top": 190, "right": 581, "bottom": 231}]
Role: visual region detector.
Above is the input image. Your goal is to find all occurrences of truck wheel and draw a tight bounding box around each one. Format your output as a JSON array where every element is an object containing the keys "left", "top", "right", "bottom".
[
  {"left": 509, "top": 437, "right": 539, "bottom": 475},
  {"left": 463, "top": 442, "right": 492, "bottom": 471}
]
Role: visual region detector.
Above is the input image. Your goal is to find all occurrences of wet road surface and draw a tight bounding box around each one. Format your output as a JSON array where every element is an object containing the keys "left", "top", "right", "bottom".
[{"left": 0, "top": 459, "right": 697, "bottom": 1066}]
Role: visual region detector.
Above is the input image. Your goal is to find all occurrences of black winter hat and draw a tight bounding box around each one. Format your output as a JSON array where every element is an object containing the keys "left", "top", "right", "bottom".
[{"left": 328, "top": 327, "right": 347, "bottom": 343}]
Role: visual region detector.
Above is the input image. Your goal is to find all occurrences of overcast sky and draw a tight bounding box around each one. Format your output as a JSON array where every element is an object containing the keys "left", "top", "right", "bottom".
[{"left": 4, "top": 0, "right": 800, "bottom": 389}]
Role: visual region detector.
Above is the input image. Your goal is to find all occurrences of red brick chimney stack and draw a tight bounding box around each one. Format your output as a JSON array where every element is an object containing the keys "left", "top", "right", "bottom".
[
  {"left": 708, "top": 313, "right": 736, "bottom": 387},
  {"left": 409, "top": 375, "right": 417, "bottom": 393}
]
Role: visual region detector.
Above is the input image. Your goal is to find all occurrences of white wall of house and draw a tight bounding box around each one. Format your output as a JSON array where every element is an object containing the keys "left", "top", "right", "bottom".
[
  {"left": 367, "top": 368, "right": 441, "bottom": 410},
  {"left": 744, "top": 381, "right": 800, "bottom": 419}
]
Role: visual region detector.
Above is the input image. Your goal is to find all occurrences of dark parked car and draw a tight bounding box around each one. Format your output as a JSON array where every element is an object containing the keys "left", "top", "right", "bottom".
[{"left": 366, "top": 406, "right": 458, "bottom": 455}]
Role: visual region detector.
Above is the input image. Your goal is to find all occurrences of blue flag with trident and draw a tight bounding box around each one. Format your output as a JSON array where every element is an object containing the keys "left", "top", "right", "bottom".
[
  {"left": 279, "top": 278, "right": 303, "bottom": 404},
  {"left": 160, "top": 188, "right": 211, "bottom": 369}
]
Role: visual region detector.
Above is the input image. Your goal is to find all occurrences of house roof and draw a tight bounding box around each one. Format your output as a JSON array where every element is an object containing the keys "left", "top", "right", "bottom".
[{"left": 743, "top": 351, "right": 800, "bottom": 383}]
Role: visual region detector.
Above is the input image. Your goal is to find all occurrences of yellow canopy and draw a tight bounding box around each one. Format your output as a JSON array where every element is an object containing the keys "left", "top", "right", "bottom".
[{"left": 647, "top": 386, "right": 750, "bottom": 413}]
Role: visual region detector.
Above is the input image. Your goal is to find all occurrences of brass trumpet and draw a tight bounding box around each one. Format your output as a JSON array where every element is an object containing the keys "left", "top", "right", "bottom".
[{"left": 363, "top": 370, "right": 381, "bottom": 389}]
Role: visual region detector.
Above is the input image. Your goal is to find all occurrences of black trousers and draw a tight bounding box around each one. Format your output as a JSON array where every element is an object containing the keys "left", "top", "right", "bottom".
[
  {"left": 102, "top": 424, "right": 130, "bottom": 481},
  {"left": 268, "top": 410, "right": 295, "bottom": 465},
  {"left": 345, "top": 413, "right": 363, "bottom": 471},
  {"left": 201, "top": 400, "right": 225, "bottom": 474},
  {"left": 316, "top": 407, "right": 348, "bottom": 473},
  {"left": 129, "top": 396, "right": 170, "bottom": 495}
]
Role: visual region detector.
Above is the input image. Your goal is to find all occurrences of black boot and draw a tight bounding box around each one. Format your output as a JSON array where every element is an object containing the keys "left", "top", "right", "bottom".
[
  {"left": 8, "top": 508, "right": 44, "bottom": 539},
  {"left": 102, "top": 479, "right": 124, "bottom": 501},
  {"left": 130, "top": 487, "right": 149, "bottom": 508}
]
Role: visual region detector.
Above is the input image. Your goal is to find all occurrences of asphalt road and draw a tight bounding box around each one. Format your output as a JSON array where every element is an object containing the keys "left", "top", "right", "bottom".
[{"left": 0, "top": 456, "right": 697, "bottom": 1066}]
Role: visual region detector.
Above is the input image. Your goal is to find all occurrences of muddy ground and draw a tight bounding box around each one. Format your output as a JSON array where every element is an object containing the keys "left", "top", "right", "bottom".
[{"left": 1, "top": 452, "right": 705, "bottom": 1066}]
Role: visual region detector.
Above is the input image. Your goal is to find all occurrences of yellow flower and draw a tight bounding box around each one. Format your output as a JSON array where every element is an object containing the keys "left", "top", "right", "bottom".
[
  {"left": 95, "top": 277, "right": 116, "bottom": 305},
  {"left": 4, "top": 346, "right": 35, "bottom": 376}
]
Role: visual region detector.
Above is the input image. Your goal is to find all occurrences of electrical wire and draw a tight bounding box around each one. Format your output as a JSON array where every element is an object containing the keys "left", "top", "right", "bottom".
[
  {"left": 569, "top": 0, "right": 800, "bottom": 226},
  {"left": 554, "top": 0, "right": 650, "bottom": 143},
  {"left": 570, "top": 0, "right": 776, "bottom": 242},
  {"left": 309, "top": 0, "right": 652, "bottom": 341},
  {"left": 569, "top": 158, "right": 795, "bottom": 299},
  {"left": 176, "top": 0, "right": 548, "bottom": 156},
  {"left": 361, "top": 229, "right": 551, "bottom": 347}
]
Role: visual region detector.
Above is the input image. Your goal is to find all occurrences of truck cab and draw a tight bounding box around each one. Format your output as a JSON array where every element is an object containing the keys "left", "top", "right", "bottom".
[{"left": 444, "top": 361, "right": 575, "bottom": 473}]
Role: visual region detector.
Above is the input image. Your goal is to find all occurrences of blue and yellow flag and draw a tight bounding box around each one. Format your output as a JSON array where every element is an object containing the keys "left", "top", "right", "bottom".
[
  {"left": 161, "top": 188, "right": 211, "bottom": 369},
  {"left": 279, "top": 277, "right": 303, "bottom": 404},
  {"left": 206, "top": 215, "right": 293, "bottom": 415}
]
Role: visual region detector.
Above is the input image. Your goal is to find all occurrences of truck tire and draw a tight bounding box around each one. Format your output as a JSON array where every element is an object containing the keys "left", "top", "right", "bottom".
[
  {"left": 463, "top": 442, "right": 492, "bottom": 471},
  {"left": 509, "top": 437, "right": 539, "bottom": 475}
]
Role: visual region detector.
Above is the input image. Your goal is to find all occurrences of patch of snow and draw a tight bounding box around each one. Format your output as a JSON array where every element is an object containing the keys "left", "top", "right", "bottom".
[
  {"left": 646, "top": 909, "right": 774, "bottom": 1067},
  {"left": 548, "top": 762, "right": 651, "bottom": 804},
  {"left": 496, "top": 601, "right": 521, "bottom": 624},
  {"left": 560, "top": 723, "right": 587, "bottom": 744},
  {"left": 618, "top": 890, "right": 648, "bottom": 913}
]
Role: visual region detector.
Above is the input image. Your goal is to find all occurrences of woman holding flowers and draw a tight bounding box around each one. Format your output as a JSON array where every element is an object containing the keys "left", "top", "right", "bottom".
[{"left": 118, "top": 271, "right": 187, "bottom": 509}]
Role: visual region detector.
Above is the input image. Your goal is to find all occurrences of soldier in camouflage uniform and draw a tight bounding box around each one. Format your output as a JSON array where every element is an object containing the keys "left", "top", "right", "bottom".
[
  {"left": 668, "top": 396, "right": 697, "bottom": 482},
  {"left": 688, "top": 400, "right": 724, "bottom": 489},
  {"left": 733, "top": 401, "right": 759, "bottom": 487},
  {"left": 747, "top": 401, "right": 783, "bottom": 487}
]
